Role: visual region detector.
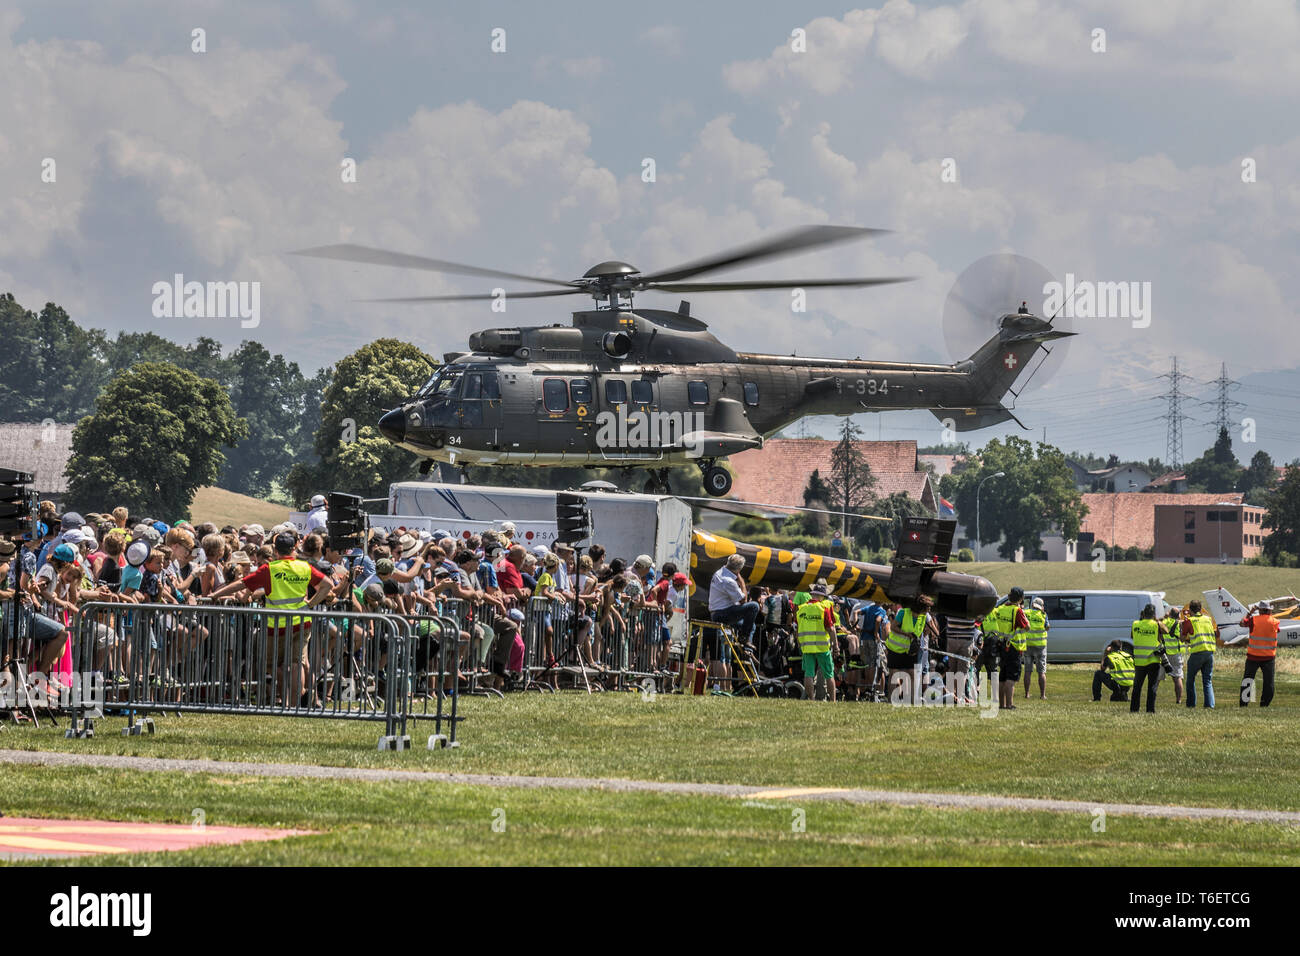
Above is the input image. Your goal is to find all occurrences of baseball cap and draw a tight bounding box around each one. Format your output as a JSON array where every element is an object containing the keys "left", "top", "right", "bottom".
[
  {"left": 531, "top": 545, "right": 549, "bottom": 558},
  {"left": 432, "top": 528, "right": 453, "bottom": 541},
  {"left": 672, "top": 572, "right": 689, "bottom": 587},
  {"left": 310, "top": 494, "right": 327, "bottom": 508},
  {"left": 52, "top": 542, "right": 78, "bottom": 562},
  {"left": 363, "top": 583, "right": 385, "bottom": 604},
  {"left": 376, "top": 558, "right": 396, "bottom": 575},
  {"left": 126, "top": 541, "right": 151, "bottom": 567},
  {"left": 508, "top": 608, "right": 525, "bottom": 623},
  {"left": 152, "top": 521, "right": 169, "bottom": 535},
  {"left": 244, "top": 524, "right": 265, "bottom": 538},
  {"left": 633, "top": 554, "right": 653, "bottom": 569},
  {"left": 273, "top": 532, "right": 296, "bottom": 554},
  {"left": 1257, "top": 601, "right": 1272, "bottom": 613},
  {"left": 499, "top": 521, "right": 516, "bottom": 536},
  {"left": 61, "top": 529, "right": 84, "bottom": 546},
  {"left": 60, "top": 512, "right": 84, "bottom": 531}
]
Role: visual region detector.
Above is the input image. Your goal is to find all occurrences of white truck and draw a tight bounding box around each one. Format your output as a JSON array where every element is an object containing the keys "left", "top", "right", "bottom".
[{"left": 385, "top": 481, "right": 693, "bottom": 572}]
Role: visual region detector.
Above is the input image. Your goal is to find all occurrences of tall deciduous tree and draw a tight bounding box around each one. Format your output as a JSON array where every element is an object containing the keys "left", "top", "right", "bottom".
[
  {"left": 288, "top": 338, "right": 436, "bottom": 502},
  {"left": 64, "top": 363, "right": 247, "bottom": 519},
  {"left": 1262, "top": 462, "right": 1300, "bottom": 566},
  {"left": 1185, "top": 427, "right": 1240, "bottom": 493},
  {"left": 0, "top": 295, "right": 110, "bottom": 422},
  {"left": 951, "top": 437, "right": 1087, "bottom": 559}
]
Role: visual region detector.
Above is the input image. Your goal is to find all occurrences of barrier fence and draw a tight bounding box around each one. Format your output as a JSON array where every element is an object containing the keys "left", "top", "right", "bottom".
[{"left": 54, "top": 601, "right": 463, "bottom": 750}]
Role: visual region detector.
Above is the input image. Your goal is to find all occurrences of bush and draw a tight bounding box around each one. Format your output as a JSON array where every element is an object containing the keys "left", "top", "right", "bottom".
[
  {"left": 956, "top": 548, "right": 975, "bottom": 562},
  {"left": 726, "top": 517, "right": 775, "bottom": 537},
  {"left": 1124, "top": 547, "right": 1144, "bottom": 561}
]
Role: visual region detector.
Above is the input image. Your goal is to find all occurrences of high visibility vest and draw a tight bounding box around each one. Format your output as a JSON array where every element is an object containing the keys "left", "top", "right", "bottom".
[
  {"left": 1023, "top": 608, "right": 1048, "bottom": 648},
  {"left": 266, "top": 558, "right": 313, "bottom": 628},
  {"left": 983, "top": 603, "right": 1017, "bottom": 637},
  {"left": 1106, "top": 650, "right": 1134, "bottom": 688},
  {"left": 1131, "top": 618, "right": 1162, "bottom": 667},
  {"left": 796, "top": 601, "right": 831, "bottom": 654},
  {"left": 886, "top": 608, "right": 925, "bottom": 655},
  {"left": 1186, "top": 614, "right": 1217, "bottom": 656},
  {"left": 1246, "top": 615, "right": 1280, "bottom": 660},
  {"left": 1161, "top": 619, "right": 1185, "bottom": 659}
]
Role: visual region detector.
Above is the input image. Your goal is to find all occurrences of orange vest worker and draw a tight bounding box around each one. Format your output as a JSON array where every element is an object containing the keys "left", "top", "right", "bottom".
[{"left": 1244, "top": 613, "right": 1279, "bottom": 660}]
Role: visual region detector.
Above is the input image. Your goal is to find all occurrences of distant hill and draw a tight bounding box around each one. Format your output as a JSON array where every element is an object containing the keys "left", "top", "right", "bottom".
[
  {"left": 190, "top": 487, "right": 290, "bottom": 530},
  {"left": 963, "top": 561, "right": 1298, "bottom": 608}
]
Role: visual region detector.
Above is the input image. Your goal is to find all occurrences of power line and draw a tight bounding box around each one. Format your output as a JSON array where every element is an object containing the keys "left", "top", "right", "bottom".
[{"left": 1158, "top": 356, "right": 1194, "bottom": 469}]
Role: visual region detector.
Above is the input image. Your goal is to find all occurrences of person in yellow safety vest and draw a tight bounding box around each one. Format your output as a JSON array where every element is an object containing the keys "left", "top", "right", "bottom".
[
  {"left": 1239, "top": 601, "right": 1280, "bottom": 707},
  {"left": 1129, "top": 603, "right": 1164, "bottom": 713},
  {"left": 982, "top": 586, "right": 1029, "bottom": 711},
  {"left": 1021, "top": 596, "right": 1050, "bottom": 700},
  {"left": 885, "top": 593, "right": 933, "bottom": 700},
  {"left": 1180, "top": 599, "right": 1217, "bottom": 709},
  {"left": 794, "top": 586, "right": 837, "bottom": 701},
  {"left": 206, "top": 531, "right": 334, "bottom": 705},
  {"left": 1159, "top": 606, "right": 1187, "bottom": 704},
  {"left": 1092, "top": 639, "right": 1134, "bottom": 701}
]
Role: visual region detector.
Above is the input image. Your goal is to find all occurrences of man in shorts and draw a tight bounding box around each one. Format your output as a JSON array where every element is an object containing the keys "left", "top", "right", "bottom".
[{"left": 1021, "top": 597, "right": 1050, "bottom": 700}]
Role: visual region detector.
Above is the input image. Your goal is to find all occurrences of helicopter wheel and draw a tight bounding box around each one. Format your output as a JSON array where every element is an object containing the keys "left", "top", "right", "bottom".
[{"left": 702, "top": 465, "right": 732, "bottom": 497}]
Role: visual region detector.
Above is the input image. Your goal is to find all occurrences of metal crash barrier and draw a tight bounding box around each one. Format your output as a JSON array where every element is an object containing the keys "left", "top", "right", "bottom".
[
  {"left": 519, "top": 596, "right": 668, "bottom": 692},
  {"left": 63, "top": 601, "right": 464, "bottom": 751}
]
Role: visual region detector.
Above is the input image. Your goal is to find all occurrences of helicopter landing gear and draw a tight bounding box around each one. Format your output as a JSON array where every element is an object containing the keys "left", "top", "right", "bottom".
[
  {"left": 643, "top": 468, "right": 672, "bottom": 495},
  {"left": 701, "top": 460, "right": 733, "bottom": 497}
]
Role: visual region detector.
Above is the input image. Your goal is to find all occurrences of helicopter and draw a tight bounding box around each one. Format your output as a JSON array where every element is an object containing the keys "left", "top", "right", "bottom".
[{"left": 295, "top": 226, "right": 1073, "bottom": 496}]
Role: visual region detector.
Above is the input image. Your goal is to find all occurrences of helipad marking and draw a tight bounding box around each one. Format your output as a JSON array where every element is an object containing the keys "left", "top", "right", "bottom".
[
  {"left": 0, "top": 834, "right": 123, "bottom": 854},
  {"left": 747, "top": 787, "right": 851, "bottom": 800},
  {"left": 0, "top": 817, "right": 308, "bottom": 858}
]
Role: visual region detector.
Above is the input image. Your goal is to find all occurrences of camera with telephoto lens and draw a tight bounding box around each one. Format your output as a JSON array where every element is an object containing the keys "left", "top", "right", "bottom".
[{"left": 1154, "top": 643, "right": 1172, "bottom": 675}]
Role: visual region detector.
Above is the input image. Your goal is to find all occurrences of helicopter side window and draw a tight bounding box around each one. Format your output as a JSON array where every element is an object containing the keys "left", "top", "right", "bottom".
[
  {"left": 744, "top": 382, "right": 759, "bottom": 406},
  {"left": 631, "top": 380, "right": 653, "bottom": 405},
  {"left": 542, "top": 378, "right": 569, "bottom": 412},
  {"left": 604, "top": 379, "right": 627, "bottom": 405},
  {"left": 463, "top": 373, "right": 483, "bottom": 400},
  {"left": 570, "top": 379, "right": 593, "bottom": 405},
  {"left": 483, "top": 372, "right": 500, "bottom": 400},
  {"left": 687, "top": 381, "right": 709, "bottom": 406}
]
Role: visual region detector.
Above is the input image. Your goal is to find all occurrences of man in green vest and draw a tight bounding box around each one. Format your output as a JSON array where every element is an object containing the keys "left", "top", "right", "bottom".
[
  {"left": 794, "top": 587, "right": 836, "bottom": 701},
  {"left": 1021, "top": 595, "right": 1050, "bottom": 700},
  {"left": 982, "top": 587, "right": 1029, "bottom": 711},
  {"left": 1181, "top": 599, "right": 1216, "bottom": 709},
  {"left": 886, "top": 594, "right": 933, "bottom": 703},
  {"left": 1129, "top": 603, "right": 1164, "bottom": 713},
  {"left": 1092, "top": 640, "right": 1134, "bottom": 701},
  {"left": 208, "top": 532, "right": 335, "bottom": 705}
]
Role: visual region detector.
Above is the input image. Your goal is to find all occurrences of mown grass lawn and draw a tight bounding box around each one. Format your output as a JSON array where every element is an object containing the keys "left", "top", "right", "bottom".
[
  {"left": 6, "top": 650, "right": 1298, "bottom": 814},
  {"left": 4, "top": 766, "right": 1299, "bottom": 866}
]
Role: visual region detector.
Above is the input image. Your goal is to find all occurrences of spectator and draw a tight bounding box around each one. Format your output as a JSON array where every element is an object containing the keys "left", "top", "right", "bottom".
[
  {"left": 708, "top": 554, "right": 760, "bottom": 646},
  {"left": 305, "top": 494, "right": 329, "bottom": 533}
]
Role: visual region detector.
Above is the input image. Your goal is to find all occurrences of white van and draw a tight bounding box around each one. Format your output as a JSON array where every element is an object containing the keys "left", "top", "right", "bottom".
[{"left": 1021, "top": 590, "right": 1171, "bottom": 663}]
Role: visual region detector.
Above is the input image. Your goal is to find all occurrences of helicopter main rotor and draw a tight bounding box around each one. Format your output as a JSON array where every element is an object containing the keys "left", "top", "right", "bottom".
[{"left": 294, "top": 224, "right": 913, "bottom": 308}]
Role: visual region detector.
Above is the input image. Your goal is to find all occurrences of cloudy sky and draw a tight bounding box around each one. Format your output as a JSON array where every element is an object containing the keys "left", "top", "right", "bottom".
[{"left": 4, "top": 0, "right": 1300, "bottom": 467}]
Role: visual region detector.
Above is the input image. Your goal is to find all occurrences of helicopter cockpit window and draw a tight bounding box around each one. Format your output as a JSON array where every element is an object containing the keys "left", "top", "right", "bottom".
[
  {"left": 631, "top": 380, "right": 653, "bottom": 405},
  {"left": 604, "top": 379, "right": 627, "bottom": 405},
  {"left": 426, "top": 370, "right": 462, "bottom": 401},
  {"left": 570, "top": 379, "right": 593, "bottom": 405},
  {"left": 743, "top": 382, "right": 759, "bottom": 406},
  {"left": 687, "top": 381, "right": 709, "bottom": 406},
  {"left": 543, "top": 378, "right": 569, "bottom": 412}
]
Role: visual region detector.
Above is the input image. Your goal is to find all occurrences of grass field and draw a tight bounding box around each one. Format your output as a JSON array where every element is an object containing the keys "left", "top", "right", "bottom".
[
  {"left": 961, "top": 561, "right": 1299, "bottom": 608},
  {"left": 188, "top": 486, "right": 290, "bottom": 530},
  {"left": 5, "top": 649, "right": 1299, "bottom": 865}
]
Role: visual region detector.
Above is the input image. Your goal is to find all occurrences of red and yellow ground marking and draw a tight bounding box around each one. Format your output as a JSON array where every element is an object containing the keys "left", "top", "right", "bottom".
[{"left": 0, "top": 818, "right": 307, "bottom": 859}]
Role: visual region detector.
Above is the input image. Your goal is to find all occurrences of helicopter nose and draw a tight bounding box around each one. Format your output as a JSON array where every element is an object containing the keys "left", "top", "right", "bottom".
[{"left": 378, "top": 408, "right": 406, "bottom": 444}]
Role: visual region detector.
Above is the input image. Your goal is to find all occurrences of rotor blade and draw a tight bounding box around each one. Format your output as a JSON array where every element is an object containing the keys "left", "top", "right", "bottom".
[
  {"left": 639, "top": 225, "right": 888, "bottom": 284},
  {"left": 643, "top": 276, "right": 913, "bottom": 293},
  {"left": 293, "top": 243, "right": 579, "bottom": 288},
  {"left": 675, "top": 495, "right": 893, "bottom": 522},
  {"left": 360, "top": 288, "right": 588, "bottom": 303}
]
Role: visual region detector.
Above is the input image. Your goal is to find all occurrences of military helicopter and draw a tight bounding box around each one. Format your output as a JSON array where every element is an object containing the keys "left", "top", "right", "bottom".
[{"left": 296, "top": 226, "right": 1073, "bottom": 496}]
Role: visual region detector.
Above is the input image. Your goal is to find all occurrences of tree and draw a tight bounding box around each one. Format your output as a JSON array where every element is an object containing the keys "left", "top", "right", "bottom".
[
  {"left": 1262, "top": 462, "right": 1300, "bottom": 565},
  {"left": 828, "top": 418, "right": 876, "bottom": 536},
  {"left": 950, "top": 437, "right": 1087, "bottom": 559},
  {"left": 1239, "top": 449, "right": 1276, "bottom": 504},
  {"left": 856, "top": 491, "right": 932, "bottom": 552},
  {"left": 1185, "top": 427, "right": 1240, "bottom": 493},
  {"left": 0, "top": 295, "right": 110, "bottom": 422},
  {"left": 64, "top": 363, "right": 247, "bottom": 519},
  {"left": 290, "top": 339, "right": 437, "bottom": 502},
  {"left": 218, "top": 341, "right": 310, "bottom": 498},
  {"left": 803, "top": 468, "right": 831, "bottom": 508}
]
